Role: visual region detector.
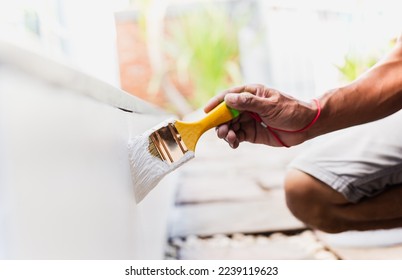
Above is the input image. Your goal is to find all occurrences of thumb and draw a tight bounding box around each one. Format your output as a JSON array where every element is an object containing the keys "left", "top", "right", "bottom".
[{"left": 224, "top": 93, "right": 266, "bottom": 114}]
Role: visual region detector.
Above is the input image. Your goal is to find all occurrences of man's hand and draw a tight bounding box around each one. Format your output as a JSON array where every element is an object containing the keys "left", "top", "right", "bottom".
[
  {"left": 204, "top": 84, "right": 319, "bottom": 148},
  {"left": 205, "top": 32, "right": 402, "bottom": 149}
]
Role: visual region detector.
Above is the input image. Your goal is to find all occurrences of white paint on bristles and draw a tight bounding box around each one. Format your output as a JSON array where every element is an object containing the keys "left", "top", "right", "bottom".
[{"left": 128, "top": 119, "right": 195, "bottom": 203}]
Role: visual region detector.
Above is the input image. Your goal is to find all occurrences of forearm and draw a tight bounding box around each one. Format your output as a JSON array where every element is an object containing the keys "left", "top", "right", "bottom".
[{"left": 309, "top": 40, "right": 402, "bottom": 139}]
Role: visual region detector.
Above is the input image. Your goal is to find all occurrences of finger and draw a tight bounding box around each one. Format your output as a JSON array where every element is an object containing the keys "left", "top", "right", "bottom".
[
  {"left": 216, "top": 124, "right": 229, "bottom": 139},
  {"left": 236, "top": 128, "right": 246, "bottom": 143},
  {"left": 204, "top": 95, "right": 224, "bottom": 113},
  {"left": 224, "top": 92, "right": 268, "bottom": 115},
  {"left": 203, "top": 88, "right": 236, "bottom": 113},
  {"left": 204, "top": 84, "right": 261, "bottom": 113},
  {"left": 226, "top": 129, "right": 238, "bottom": 148},
  {"left": 231, "top": 121, "right": 241, "bottom": 132},
  {"left": 232, "top": 138, "right": 240, "bottom": 149},
  {"left": 224, "top": 84, "right": 262, "bottom": 95}
]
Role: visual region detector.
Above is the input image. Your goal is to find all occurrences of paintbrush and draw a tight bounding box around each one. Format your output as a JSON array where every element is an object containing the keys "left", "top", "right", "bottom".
[{"left": 128, "top": 101, "right": 239, "bottom": 202}]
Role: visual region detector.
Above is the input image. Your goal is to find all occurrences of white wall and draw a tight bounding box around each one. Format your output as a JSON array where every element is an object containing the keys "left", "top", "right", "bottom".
[
  {"left": 0, "top": 42, "right": 176, "bottom": 259},
  {"left": 58, "top": 0, "right": 128, "bottom": 86},
  {"left": 0, "top": 0, "right": 130, "bottom": 86}
]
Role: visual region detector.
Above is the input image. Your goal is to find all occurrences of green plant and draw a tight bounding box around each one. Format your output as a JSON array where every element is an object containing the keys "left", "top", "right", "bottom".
[
  {"left": 335, "top": 54, "right": 377, "bottom": 82},
  {"left": 336, "top": 38, "right": 396, "bottom": 82},
  {"left": 166, "top": 5, "right": 242, "bottom": 107}
]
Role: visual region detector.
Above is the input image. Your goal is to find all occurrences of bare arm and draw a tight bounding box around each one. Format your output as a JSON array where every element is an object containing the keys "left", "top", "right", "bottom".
[
  {"left": 205, "top": 33, "right": 402, "bottom": 148},
  {"left": 311, "top": 36, "right": 402, "bottom": 139}
]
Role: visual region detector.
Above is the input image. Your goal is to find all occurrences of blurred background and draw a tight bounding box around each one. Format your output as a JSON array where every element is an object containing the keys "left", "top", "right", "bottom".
[
  {"left": 1, "top": 0, "right": 402, "bottom": 260},
  {"left": 1, "top": 0, "right": 400, "bottom": 115}
]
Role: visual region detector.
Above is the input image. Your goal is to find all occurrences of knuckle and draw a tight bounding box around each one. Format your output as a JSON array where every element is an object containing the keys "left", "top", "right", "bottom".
[{"left": 241, "top": 93, "right": 254, "bottom": 106}]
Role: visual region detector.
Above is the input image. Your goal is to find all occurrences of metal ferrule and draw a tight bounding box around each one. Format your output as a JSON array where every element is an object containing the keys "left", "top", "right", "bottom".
[{"left": 149, "top": 122, "right": 188, "bottom": 164}]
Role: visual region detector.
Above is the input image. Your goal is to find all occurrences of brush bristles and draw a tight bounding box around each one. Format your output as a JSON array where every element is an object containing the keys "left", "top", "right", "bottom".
[
  {"left": 128, "top": 119, "right": 194, "bottom": 203},
  {"left": 147, "top": 123, "right": 188, "bottom": 164},
  {"left": 148, "top": 138, "right": 163, "bottom": 160}
]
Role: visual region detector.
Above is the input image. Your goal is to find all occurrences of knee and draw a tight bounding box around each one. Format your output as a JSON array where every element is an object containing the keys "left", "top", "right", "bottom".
[{"left": 284, "top": 169, "right": 348, "bottom": 233}]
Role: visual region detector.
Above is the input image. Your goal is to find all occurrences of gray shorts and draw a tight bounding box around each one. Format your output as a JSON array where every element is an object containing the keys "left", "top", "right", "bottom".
[{"left": 289, "top": 110, "right": 402, "bottom": 203}]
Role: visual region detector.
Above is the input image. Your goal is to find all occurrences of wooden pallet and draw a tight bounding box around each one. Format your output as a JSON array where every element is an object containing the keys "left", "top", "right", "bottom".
[{"left": 170, "top": 190, "right": 305, "bottom": 238}]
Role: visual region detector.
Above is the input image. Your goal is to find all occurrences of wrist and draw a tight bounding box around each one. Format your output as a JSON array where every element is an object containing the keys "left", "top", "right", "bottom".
[
  {"left": 300, "top": 98, "right": 321, "bottom": 141},
  {"left": 306, "top": 88, "right": 340, "bottom": 140}
]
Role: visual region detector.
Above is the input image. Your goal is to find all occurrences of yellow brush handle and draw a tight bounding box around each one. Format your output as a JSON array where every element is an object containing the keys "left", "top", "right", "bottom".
[
  {"left": 198, "top": 102, "right": 240, "bottom": 132},
  {"left": 174, "top": 102, "right": 239, "bottom": 151}
]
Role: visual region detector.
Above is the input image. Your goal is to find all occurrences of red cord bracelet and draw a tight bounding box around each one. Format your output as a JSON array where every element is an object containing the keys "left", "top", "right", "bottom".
[{"left": 248, "top": 99, "right": 321, "bottom": 148}]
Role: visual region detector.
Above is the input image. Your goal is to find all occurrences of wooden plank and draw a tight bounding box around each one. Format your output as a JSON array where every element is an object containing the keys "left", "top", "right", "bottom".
[
  {"left": 176, "top": 133, "right": 294, "bottom": 204},
  {"left": 315, "top": 230, "right": 402, "bottom": 259},
  {"left": 329, "top": 246, "right": 402, "bottom": 260},
  {"left": 183, "top": 129, "right": 305, "bottom": 174},
  {"left": 178, "top": 239, "right": 316, "bottom": 260},
  {"left": 171, "top": 231, "right": 337, "bottom": 260},
  {"left": 169, "top": 190, "right": 305, "bottom": 238},
  {"left": 175, "top": 130, "right": 305, "bottom": 205},
  {"left": 254, "top": 169, "right": 286, "bottom": 190},
  {"left": 175, "top": 176, "right": 269, "bottom": 204}
]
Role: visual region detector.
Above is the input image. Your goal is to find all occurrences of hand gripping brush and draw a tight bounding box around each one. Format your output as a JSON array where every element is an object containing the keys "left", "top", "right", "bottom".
[{"left": 128, "top": 102, "right": 239, "bottom": 202}]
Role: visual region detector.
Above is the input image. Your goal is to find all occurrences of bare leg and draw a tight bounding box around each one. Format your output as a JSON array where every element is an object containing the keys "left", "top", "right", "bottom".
[{"left": 285, "top": 169, "right": 402, "bottom": 233}]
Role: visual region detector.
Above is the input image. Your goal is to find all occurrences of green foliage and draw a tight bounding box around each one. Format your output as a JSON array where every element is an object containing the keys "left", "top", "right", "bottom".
[
  {"left": 335, "top": 54, "right": 377, "bottom": 82},
  {"left": 133, "top": 0, "right": 151, "bottom": 37},
  {"left": 166, "top": 5, "right": 242, "bottom": 107},
  {"left": 336, "top": 38, "right": 396, "bottom": 82}
]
